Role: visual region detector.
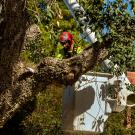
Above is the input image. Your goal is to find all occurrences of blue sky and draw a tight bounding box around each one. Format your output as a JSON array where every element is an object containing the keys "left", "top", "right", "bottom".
[
  {"left": 105, "top": 0, "right": 134, "bottom": 16},
  {"left": 124, "top": 0, "right": 134, "bottom": 16}
]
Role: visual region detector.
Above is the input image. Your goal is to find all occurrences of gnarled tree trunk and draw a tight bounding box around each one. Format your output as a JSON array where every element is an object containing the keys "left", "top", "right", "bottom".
[{"left": 0, "top": 0, "right": 27, "bottom": 92}]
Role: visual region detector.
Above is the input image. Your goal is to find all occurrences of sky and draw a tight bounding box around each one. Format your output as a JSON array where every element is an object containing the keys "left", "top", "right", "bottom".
[{"left": 105, "top": 0, "right": 134, "bottom": 16}]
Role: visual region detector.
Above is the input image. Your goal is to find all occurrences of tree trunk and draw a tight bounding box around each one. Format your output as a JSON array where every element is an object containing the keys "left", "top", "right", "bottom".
[{"left": 0, "top": 0, "right": 27, "bottom": 92}]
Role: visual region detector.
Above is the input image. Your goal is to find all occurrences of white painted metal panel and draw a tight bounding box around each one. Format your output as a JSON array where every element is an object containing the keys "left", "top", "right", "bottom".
[
  {"left": 73, "top": 73, "right": 113, "bottom": 133},
  {"left": 63, "top": 72, "right": 135, "bottom": 133}
]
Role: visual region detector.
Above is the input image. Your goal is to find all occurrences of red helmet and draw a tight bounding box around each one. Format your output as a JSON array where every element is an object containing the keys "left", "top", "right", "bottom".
[{"left": 59, "top": 32, "right": 73, "bottom": 44}]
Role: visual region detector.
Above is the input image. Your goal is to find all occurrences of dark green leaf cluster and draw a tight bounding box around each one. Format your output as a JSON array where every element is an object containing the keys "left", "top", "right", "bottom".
[
  {"left": 102, "top": 108, "right": 135, "bottom": 135},
  {"left": 21, "top": 85, "right": 64, "bottom": 135},
  {"left": 126, "top": 83, "right": 135, "bottom": 92},
  {"left": 79, "top": 0, "right": 135, "bottom": 75}
]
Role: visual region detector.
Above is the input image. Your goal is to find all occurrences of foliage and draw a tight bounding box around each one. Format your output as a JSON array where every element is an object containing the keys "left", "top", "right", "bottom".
[
  {"left": 79, "top": 0, "right": 135, "bottom": 75},
  {"left": 23, "top": 0, "right": 59, "bottom": 63},
  {"left": 22, "top": 0, "right": 89, "bottom": 63},
  {"left": 21, "top": 84, "right": 64, "bottom": 135},
  {"left": 102, "top": 108, "right": 135, "bottom": 135},
  {"left": 126, "top": 83, "right": 135, "bottom": 92}
]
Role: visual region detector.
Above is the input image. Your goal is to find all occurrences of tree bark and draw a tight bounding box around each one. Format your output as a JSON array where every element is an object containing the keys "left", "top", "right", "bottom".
[
  {"left": 0, "top": 0, "right": 27, "bottom": 92},
  {"left": 0, "top": 0, "right": 112, "bottom": 128}
]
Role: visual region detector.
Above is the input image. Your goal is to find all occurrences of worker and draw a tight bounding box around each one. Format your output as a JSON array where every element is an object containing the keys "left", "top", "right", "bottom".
[
  {"left": 59, "top": 31, "right": 75, "bottom": 58},
  {"left": 55, "top": 31, "right": 82, "bottom": 59}
]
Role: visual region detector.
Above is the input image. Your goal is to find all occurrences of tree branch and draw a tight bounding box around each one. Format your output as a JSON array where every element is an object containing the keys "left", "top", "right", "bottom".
[{"left": 0, "top": 39, "right": 112, "bottom": 127}]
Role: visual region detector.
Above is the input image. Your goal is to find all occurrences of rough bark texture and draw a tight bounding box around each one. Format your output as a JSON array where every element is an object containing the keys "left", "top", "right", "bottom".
[
  {"left": 0, "top": 0, "right": 112, "bottom": 128},
  {"left": 0, "top": 0, "right": 27, "bottom": 92}
]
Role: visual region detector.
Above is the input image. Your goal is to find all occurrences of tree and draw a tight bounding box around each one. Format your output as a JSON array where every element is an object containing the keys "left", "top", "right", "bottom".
[{"left": 0, "top": 0, "right": 135, "bottom": 130}]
